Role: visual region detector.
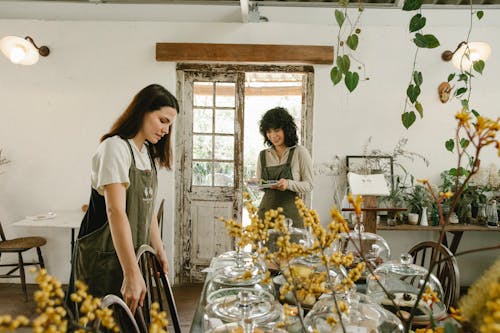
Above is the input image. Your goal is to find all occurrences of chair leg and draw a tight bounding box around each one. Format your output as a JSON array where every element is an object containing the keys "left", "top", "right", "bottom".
[
  {"left": 18, "top": 252, "right": 28, "bottom": 302},
  {"left": 36, "top": 247, "right": 45, "bottom": 269}
]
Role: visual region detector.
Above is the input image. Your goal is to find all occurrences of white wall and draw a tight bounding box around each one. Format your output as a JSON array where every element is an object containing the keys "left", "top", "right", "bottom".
[{"left": 0, "top": 5, "right": 498, "bottom": 286}]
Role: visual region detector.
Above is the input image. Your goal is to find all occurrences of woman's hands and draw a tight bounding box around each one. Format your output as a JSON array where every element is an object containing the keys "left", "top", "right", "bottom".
[
  {"left": 271, "top": 178, "right": 289, "bottom": 191},
  {"left": 121, "top": 268, "right": 147, "bottom": 314}
]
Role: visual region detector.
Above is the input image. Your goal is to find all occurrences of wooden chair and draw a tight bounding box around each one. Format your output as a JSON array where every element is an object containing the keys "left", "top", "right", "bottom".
[
  {"left": 408, "top": 241, "right": 460, "bottom": 309},
  {"left": 136, "top": 244, "right": 181, "bottom": 333},
  {"left": 93, "top": 294, "right": 146, "bottom": 333},
  {"left": 0, "top": 220, "right": 46, "bottom": 301},
  {"left": 157, "top": 199, "right": 165, "bottom": 239}
]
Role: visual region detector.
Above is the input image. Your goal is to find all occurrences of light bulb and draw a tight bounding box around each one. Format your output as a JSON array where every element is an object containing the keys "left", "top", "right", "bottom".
[{"left": 9, "top": 45, "right": 26, "bottom": 64}]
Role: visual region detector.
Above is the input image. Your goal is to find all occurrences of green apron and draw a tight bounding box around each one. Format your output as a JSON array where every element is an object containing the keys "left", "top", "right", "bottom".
[
  {"left": 258, "top": 147, "right": 303, "bottom": 228},
  {"left": 75, "top": 140, "right": 157, "bottom": 297}
]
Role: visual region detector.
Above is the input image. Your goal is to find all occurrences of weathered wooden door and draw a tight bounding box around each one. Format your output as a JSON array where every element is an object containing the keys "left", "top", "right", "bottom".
[{"left": 175, "top": 68, "right": 244, "bottom": 283}]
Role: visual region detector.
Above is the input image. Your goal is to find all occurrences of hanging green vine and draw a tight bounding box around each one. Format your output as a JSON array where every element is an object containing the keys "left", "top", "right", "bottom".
[
  {"left": 330, "top": 0, "right": 367, "bottom": 93},
  {"left": 401, "top": 0, "right": 440, "bottom": 129}
]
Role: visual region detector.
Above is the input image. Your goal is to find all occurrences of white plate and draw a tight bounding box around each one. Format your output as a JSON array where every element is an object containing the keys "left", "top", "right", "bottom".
[{"left": 26, "top": 212, "right": 57, "bottom": 221}]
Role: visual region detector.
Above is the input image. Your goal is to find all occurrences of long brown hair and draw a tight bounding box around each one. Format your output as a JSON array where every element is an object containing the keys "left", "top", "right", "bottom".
[{"left": 101, "top": 84, "right": 179, "bottom": 170}]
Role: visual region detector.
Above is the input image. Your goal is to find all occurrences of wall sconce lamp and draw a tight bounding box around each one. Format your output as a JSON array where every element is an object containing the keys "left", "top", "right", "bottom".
[
  {"left": 441, "top": 41, "right": 491, "bottom": 70},
  {"left": 0, "top": 36, "right": 50, "bottom": 65}
]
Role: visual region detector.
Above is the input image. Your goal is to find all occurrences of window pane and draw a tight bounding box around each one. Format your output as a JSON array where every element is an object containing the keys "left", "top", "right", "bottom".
[
  {"left": 193, "top": 82, "right": 213, "bottom": 107},
  {"left": 193, "top": 108, "right": 213, "bottom": 133},
  {"left": 193, "top": 135, "right": 212, "bottom": 159},
  {"left": 215, "top": 109, "right": 234, "bottom": 134},
  {"left": 214, "top": 162, "right": 234, "bottom": 187},
  {"left": 215, "top": 82, "right": 235, "bottom": 108},
  {"left": 192, "top": 162, "right": 212, "bottom": 186},
  {"left": 214, "top": 135, "right": 234, "bottom": 160}
]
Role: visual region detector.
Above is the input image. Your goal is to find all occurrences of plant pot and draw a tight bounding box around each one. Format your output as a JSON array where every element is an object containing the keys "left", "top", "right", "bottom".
[{"left": 408, "top": 213, "right": 419, "bottom": 225}]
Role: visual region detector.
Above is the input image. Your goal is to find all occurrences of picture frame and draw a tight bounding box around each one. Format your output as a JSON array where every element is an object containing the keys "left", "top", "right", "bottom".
[{"left": 346, "top": 155, "right": 394, "bottom": 191}]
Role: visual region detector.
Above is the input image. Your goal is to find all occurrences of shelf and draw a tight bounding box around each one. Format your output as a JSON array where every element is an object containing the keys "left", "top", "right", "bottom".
[
  {"left": 377, "top": 223, "right": 499, "bottom": 232},
  {"left": 342, "top": 207, "right": 407, "bottom": 212}
]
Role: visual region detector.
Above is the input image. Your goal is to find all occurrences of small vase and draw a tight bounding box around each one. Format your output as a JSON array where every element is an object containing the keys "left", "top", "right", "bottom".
[
  {"left": 420, "top": 207, "right": 429, "bottom": 226},
  {"left": 408, "top": 213, "right": 419, "bottom": 225}
]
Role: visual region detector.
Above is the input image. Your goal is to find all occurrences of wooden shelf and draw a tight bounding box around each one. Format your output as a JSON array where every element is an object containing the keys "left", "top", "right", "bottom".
[
  {"left": 377, "top": 223, "right": 499, "bottom": 232},
  {"left": 342, "top": 208, "right": 407, "bottom": 212}
]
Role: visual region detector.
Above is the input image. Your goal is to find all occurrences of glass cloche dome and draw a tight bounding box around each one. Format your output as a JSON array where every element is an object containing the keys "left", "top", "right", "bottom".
[
  {"left": 303, "top": 292, "right": 404, "bottom": 332},
  {"left": 366, "top": 253, "right": 447, "bottom": 323}
]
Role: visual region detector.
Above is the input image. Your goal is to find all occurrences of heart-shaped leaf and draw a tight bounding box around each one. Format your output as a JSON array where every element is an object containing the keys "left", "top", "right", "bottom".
[
  {"left": 337, "top": 55, "right": 350, "bottom": 74},
  {"left": 344, "top": 71, "right": 359, "bottom": 92},
  {"left": 330, "top": 67, "right": 343, "bottom": 85},
  {"left": 455, "top": 87, "right": 467, "bottom": 96},
  {"left": 406, "top": 84, "right": 421, "bottom": 103},
  {"left": 461, "top": 99, "right": 469, "bottom": 109},
  {"left": 473, "top": 60, "right": 485, "bottom": 74},
  {"left": 445, "top": 139, "right": 455, "bottom": 152},
  {"left": 413, "top": 70, "right": 423, "bottom": 86},
  {"left": 346, "top": 34, "right": 359, "bottom": 51},
  {"left": 403, "top": 0, "right": 422, "bottom": 11},
  {"left": 402, "top": 111, "right": 416, "bottom": 129},
  {"left": 413, "top": 33, "right": 440, "bottom": 48},
  {"left": 447, "top": 73, "right": 455, "bottom": 82},
  {"left": 458, "top": 73, "right": 468, "bottom": 82},
  {"left": 409, "top": 14, "right": 426, "bottom": 32},
  {"left": 335, "top": 9, "right": 345, "bottom": 28},
  {"left": 415, "top": 101, "right": 423, "bottom": 118},
  {"left": 460, "top": 138, "right": 470, "bottom": 149},
  {"left": 477, "top": 10, "right": 484, "bottom": 20}
]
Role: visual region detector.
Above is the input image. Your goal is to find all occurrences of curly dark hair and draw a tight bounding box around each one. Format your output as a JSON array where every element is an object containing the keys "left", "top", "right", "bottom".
[{"left": 259, "top": 107, "right": 298, "bottom": 147}]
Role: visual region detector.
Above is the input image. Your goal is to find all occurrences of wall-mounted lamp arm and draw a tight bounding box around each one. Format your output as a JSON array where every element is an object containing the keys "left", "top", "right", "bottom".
[
  {"left": 25, "top": 36, "right": 50, "bottom": 57},
  {"left": 441, "top": 41, "right": 467, "bottom": 61}
]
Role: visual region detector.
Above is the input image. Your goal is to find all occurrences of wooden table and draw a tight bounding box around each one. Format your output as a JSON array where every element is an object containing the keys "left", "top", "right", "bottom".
[{"left": 377, "top": 222, "right": 499, "bottom": 254}]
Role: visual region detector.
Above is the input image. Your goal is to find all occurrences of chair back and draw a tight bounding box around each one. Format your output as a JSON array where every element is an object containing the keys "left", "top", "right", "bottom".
[
  {"left": 0, "top": 220, "right": 7, "bottom": 241},
  {"left": 93, "top": 294, "right": 146, "bottom": 333},
  {"left": 408, "top": 241, "right": 460, "bottom": 309},
  {"left": 157, "top": 199, "right": 165, "bottom": 238},
  {"left": 136, "top": 244, "right": 181, "bottom": 333}
]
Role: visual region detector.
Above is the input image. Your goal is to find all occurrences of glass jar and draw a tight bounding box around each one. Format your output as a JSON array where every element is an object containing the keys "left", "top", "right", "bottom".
[
  {"left": 303, "top": 292, "right": 404, "bottom": 332},
  {"left": 486, "top": 199, "right": 499, "bottom": 228},
  {"left": 332, "top": 223, "right": 391, "bottom": 279},
  {"left": 366, "top": 253, "right": 446, "bottom": 323},
  {"left": 265, "top": 218, "right": 312, "bottom": 254}
]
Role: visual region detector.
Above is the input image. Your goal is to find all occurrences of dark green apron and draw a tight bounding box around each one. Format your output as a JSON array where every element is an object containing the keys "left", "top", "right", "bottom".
[
  {"left": 75, "top": 140, "right": 157, "bottom": 297},
  {"left": 258, "top": 147, "right": 303, "bottom": 228}
]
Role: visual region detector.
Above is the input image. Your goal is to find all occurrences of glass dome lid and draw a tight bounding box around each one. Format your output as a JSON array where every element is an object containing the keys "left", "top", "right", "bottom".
[
  {"left": 204, "top": 290, "right": 283, "bottom": 327},
  {"left": 366, "top": 253, "right": 446, "bottom": 321},
  {"left": 332, "top": 223, "right": 391, "bottom": 276},
  {"left": 266, "top": 218, "right": 313, "bottom": 253},
  {"left": 303, "top": 292, "right": 404, "bottom": 333}
]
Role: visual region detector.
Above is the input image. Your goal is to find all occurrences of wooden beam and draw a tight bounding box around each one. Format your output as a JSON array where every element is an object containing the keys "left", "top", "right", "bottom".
[{"left": 156, "top": 43, "right": 334, "bottom": 64}]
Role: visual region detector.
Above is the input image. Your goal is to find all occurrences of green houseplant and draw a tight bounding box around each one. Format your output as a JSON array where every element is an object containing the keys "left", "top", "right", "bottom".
[{"left": 404, "top": 184, "right": 433, "bottom": 223}]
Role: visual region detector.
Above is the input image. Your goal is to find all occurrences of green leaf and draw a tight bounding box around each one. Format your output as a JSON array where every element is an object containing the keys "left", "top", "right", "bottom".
[
  {"left": 337, "top": 55, "right": 351, "bottom": 74},
  {"left": 403, "top": 0, "right": 422, "bottom": 11},
  {"left": 444, "top": 322, "right": 458, "bottom": 333},
  {"left": 335, "top": 9, "right": 345, "bottom": 28},
  {"left": 344, "top": 71, "right": 359, "bottom": 92},
  {"left": 461, "top": 99, "right": 469, "bottom": 109},
  {"left": 406, "top": 84, "right": 421, "bottom": 103},
  {"left": 346, "top": 34, "right": 359, "bottom": 51},
  {"left": 455, "top": 87, "right": 467, "bottom": 96},
  {"left": 402, "top": 111, "right": 416, "bottom": 129},
  {"left": 330, "top": 67, "right": 343, "bottom": 85},
  {"left": 413, "top": 70, "right": 423, "bottom": 86},
  {"left": 457, "top": 167, "right": 468, "bottom": 176},
  {"left": 458, "top": 73, "right": 468, "bottom": 82},
  {"left": 473, "top": 60, "right": 485, "bottom": 74},
  {"left": 415, "top": 101, "right": 423, "bottom": 118},
  {"left": 413, "top": 33, "right": 440, "bottom": 49},
  {"left": 460, "top": 138, "right": 470, "bottom": 148},
  {"left": 409, "top": 14, "right": 426, "bottom": 32},
  {"left": 447, "top": 73, "right": 455, "bottom": 82},
  {"left": 445, "top": 139, "right": 455, "bottom": 152},
  {"left": 471, "top": 109, "right": 480, "bottom": 117},
  {"left": 449, "top": 168, "right": 457, "bottom": 176},
  {"left": 477, "top": 10, "right": 484, "bottom": 20}
]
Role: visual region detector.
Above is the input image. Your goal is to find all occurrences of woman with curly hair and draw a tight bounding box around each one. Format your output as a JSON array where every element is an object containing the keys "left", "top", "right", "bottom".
[{"left": 256, "top": 107, "right": 313, "bottom": 228}]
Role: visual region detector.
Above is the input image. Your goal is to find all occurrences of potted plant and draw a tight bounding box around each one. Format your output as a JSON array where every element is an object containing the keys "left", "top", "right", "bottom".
[{"left": 404, "top": 184, "right": 433, "bottom": 225}]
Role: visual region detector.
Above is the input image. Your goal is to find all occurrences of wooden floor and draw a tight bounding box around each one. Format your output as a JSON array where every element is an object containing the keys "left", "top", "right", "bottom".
[{"left": 0, "top": 283, "right": 203, "bottom": 332}]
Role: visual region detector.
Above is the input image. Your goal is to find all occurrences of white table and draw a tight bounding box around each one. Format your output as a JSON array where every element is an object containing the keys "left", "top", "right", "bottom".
[{"left": 11, "top": 210, "right": 84, "bottom": 257}]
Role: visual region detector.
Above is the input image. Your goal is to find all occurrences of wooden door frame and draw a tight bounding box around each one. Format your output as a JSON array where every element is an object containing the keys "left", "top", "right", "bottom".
[{"left": 174, "top": 63, "right": 314, "bottom": 284}]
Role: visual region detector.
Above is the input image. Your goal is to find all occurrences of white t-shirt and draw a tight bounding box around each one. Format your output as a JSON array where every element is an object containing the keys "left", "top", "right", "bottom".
[{"left": 91, "top": 135, "right": 153, "bottom": 196}]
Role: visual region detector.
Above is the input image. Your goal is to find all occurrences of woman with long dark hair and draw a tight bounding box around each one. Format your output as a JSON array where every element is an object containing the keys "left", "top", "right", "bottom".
[{"left": 75, "top": 84, "right": 179, "bottom": 314}]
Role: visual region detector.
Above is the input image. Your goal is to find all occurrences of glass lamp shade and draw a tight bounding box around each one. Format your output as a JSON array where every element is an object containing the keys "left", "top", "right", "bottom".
[
  {"left": 0, "top": 36, "right": 40, "bottom": 65},
  {"left": 451, "top": 42, "right": 491, "bottom": 70}
]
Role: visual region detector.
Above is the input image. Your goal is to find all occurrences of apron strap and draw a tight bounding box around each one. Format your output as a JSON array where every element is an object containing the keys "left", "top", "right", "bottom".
[
  {"left": 259, "top": 150, "right": 267, "bottom": 179},
  {"left": 124, "top": 139, "right": 137, "bottom": 167},
  {"left": 286, "top": 146, "right": 296, "bottom": 164}
]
